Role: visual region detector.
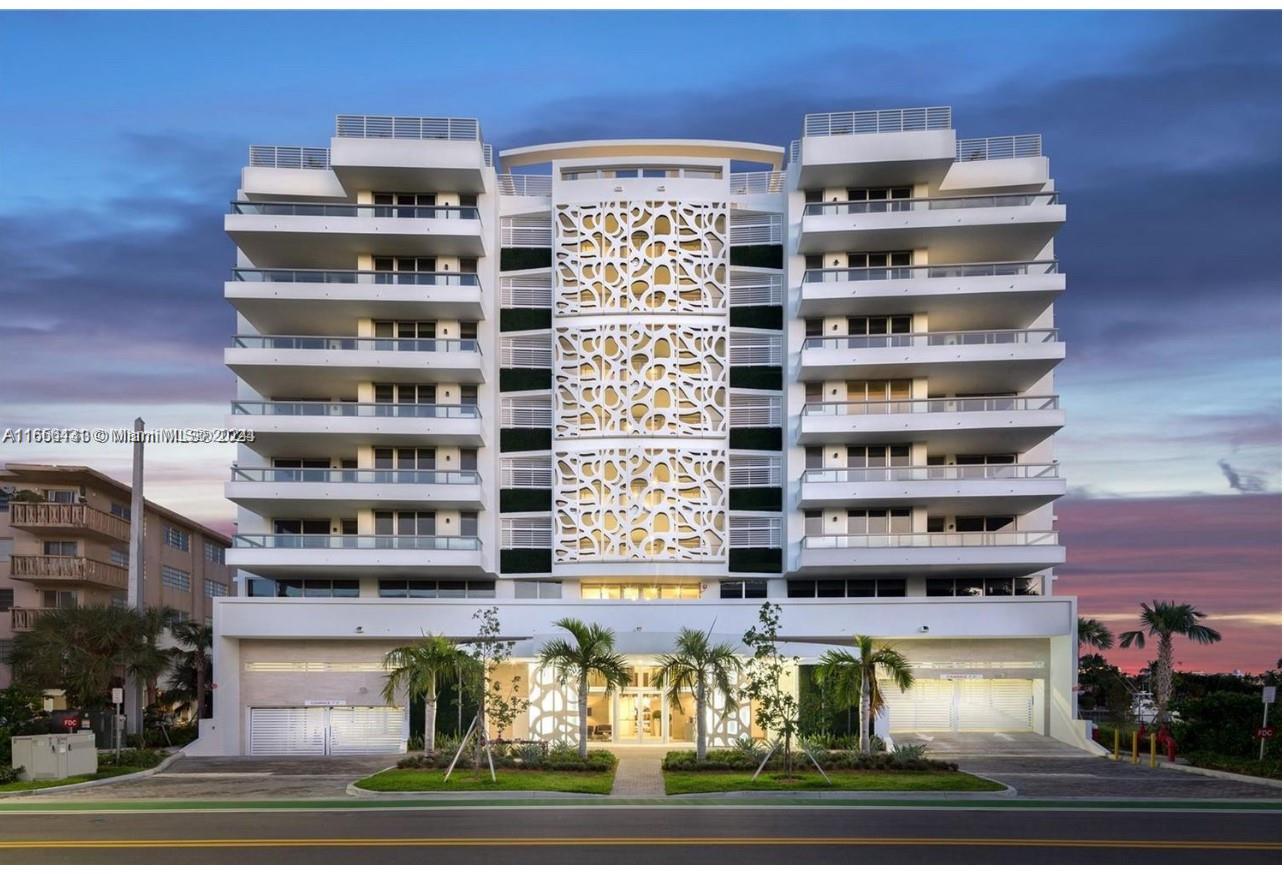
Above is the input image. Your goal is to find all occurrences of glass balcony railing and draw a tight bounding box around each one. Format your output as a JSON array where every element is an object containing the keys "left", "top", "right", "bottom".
[
  {"left": 802, "top": 329, "right": 1058, "bottom": 351},
  {"left": 230, "top": 335, "right": 479, "bottom": 354},
  {"left": 231, "top": 467, "right": 481, "bottom": 485},
  {"left": 233, "top": 534, "right": 481, "bottom": 550},
  {"left": 803, "top": 260, "right": 1059, "bottom": 284},
  {"left": 230, "top": 401, "right": 479, "bottom": 419},
  {"left": 802, "top": 531, "right": 1059, "bottom": 549},
  {"left": 802, "top": 395, "right": 1059, "bottom": 417},
  {"left": 802, "top": 192, "right": 1059, "bottom": 217},
  {"left": 231, "top": 269, "right": 480, "bottom": 286},
  {"left": 801, "top": 463, "right": 1060, "bottom": 483},
  {"left": 230, "top": 201, "right": 480, "bottom": 220}
]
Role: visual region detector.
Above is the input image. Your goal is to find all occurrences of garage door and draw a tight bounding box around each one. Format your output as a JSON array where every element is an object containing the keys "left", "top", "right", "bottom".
[
  {"left": 884, "top": 680, "right": 955, "bottom": 732},
  {"left": 249, "top": 706, "right": 406, "bottom": 756},
  {"left": 883, "top": 679, "right": 1033, "bottom": 732}
]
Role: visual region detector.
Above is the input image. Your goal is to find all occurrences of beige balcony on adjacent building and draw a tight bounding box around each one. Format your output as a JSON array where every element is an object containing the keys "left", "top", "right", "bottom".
[
  {"left": 796, "top": 530, "right": 1064, "bottom": 575},
  {"left": 10, "top": 555, "right": 128, "bottom": 590},
  {"left": 226, "top": 467, "right": 484, "bottom": 514},
  {"left": 798, "top": 463, "right": 1066, "bottom": 514},
  {"left": 227, "top": 400, "right": 485, "bottom": 456},
  {"left": 8, "top": 502, "right": 130, "bottom": 542},
  {"left": 9, "top": 607, "right": 51, "bottom": 632}
]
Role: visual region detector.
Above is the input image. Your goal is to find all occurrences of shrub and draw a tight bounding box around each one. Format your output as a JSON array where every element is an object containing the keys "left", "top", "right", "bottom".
[
  {"left": 891, "top": 743, "right": 927, "bottom": 763},
  {"left": 1184, "top": 752, "right": 1281, "bottom": 781},
  {"left": 395, "top": 744, "right": 616, "bottom": 772},
  {"left": 99, "top": 748, "right": 165, "bottom": 769},
  {"left": 0, "top": 764, "right": 24, "bottom": 784},
  {"left": 663, "top": 746, "right": 958, "bottom": 772}
]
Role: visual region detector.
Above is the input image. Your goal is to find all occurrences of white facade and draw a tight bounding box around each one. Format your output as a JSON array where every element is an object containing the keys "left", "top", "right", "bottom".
[{"left": 195, "top": 109, "right": 1092, "bottom": 756}]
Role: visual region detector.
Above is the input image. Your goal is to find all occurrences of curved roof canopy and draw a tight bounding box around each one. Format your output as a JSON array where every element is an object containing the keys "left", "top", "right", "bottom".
[{"left": 499, "top": 138, "right": 783, "bottom": 172}]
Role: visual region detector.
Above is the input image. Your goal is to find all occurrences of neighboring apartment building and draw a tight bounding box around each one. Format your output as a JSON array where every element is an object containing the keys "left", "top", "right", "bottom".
[
  {"left": 195, "top": 107, "right": 1087, "bottom": 757},
  {"left": 0, "top": 464, "right": 233, "bottom": 690}
]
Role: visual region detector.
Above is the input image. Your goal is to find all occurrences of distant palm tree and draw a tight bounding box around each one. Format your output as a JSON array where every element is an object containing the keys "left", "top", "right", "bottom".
[
  {"left": 538, "top": 619, "right": 630, "bottom": 759},
  {"left": 165, "top": 621, "right": 213, "bottom": 720},
  {"left": 654, "top": 628, "right": 741, "bottom": 761},
  {"left": 1078, "top": 617, "right": 1115, "bottom": 651},
  {"left": 1120, "top": 601, "right": 1221, "bottom": 723},
  {"left": 816, "top": 636, "right": 914, "bottom": 753},
  {"left": 382, "top": 635, "right": 473, "bottom": 753}
]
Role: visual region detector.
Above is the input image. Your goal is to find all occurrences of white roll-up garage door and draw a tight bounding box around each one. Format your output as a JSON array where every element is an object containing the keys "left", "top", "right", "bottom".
[
  {"left": 883, "top": 679, "right": 1034, "bottom": 732},
  {"left": 329, "top": 707, "right": 407, "bottom": 754},
  {"left": 884, "top": 680, "right": 955, "bottom": 732},
  {"left": 249, "top": 707, "right": 328, "bottom": 756},
  {"left": 249, "top": 706, "right": 406, "bottom": 755}
]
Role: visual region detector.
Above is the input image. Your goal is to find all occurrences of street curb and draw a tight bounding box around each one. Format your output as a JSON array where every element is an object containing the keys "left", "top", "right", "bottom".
[
  {"left": 0, "top": 750, "right": 185, "bottom": 798},
  {"left": 1157, "top": 761, "right": 1283, "bottom": 788}
]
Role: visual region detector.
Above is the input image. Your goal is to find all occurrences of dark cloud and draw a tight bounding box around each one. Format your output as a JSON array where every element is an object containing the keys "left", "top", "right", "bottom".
[{"left": 1218, "top": 459, "right": 1269, "bottom": 494}]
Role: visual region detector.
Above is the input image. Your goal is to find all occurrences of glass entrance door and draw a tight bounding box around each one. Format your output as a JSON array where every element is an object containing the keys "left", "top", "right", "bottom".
[{"left": 616, "top": 691, "right": 664, "bottom": 743}]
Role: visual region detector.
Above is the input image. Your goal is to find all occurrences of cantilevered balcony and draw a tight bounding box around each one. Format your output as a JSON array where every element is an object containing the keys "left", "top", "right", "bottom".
[
  {"left": 8, "top": 502, "right": 129, "bottom": 542},
  {"left": 228, "top": 400, "right": 484, "bottom": 456},
  {"left": 797, "top": 329, "right": 1063, "bottom": 392},
  {"left": 797, "top": 192, "right": 1064, "bottom": 263},
  {"left": 798, "top": 395, "right": 1063, "bottom": 454},
  {"left": 798, "top": 463, "right": 1065, "bottom": 514},
  {"left": 793, "top": 107, "right": 956, "bottom": 188},
  {"left": 225, "top": 335, "right": 484, "bottom": 395},
  {"left": 796, "top": 260, "right": 1063, "bottom": 325},
  {"left": 225, "top": 201, "right": 485, "bottom": 267},
  {"left": 796, "top": 530, "right": 1063, "bottom": 575},
  {"left": 10, "top": 555, "right": 128, "bottom": 590},
  {"left": 226, "top": 467, "right": 484, "bottom": 514},
  {"left": 226, "top": 269, "right": 484, "bottom": 334},
  {"left": 329, "top": 115, "right": 491, "bottom": 193},
  {"left": 228, "top": 533, "right": 487, "bottom": 578}
]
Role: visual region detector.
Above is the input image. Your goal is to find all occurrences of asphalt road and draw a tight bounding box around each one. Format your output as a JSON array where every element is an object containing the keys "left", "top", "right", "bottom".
[{"left": 0, "top": 806, "right": 1278, "bottom": 863}]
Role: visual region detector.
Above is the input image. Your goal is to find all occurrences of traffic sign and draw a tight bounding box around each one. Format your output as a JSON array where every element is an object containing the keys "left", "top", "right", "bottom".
[
  {"left": 1254, "top": 725, "right": 1275, "bottom": 740},
  {"left": 110, "top": 687, "right": 123, "bottom": 704},
  {"left": 1263, "top": 686, "right": 1277, "bottom": 704}
]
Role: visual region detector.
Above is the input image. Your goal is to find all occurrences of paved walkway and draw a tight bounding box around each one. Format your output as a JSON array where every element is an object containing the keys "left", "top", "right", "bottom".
[{"left": 609, "top": 747, "right": 666, "bottom": 797}]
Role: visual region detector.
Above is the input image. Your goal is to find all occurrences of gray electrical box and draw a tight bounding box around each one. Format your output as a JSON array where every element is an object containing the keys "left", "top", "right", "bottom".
[{"left": 10, "top": 732, "right": 97, "bottom": 781}]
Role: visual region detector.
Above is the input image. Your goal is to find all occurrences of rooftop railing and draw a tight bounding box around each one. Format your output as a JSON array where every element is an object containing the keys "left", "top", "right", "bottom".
[
  {"left": 231, "top": 467, "right": 481, "bottom": 485},
  {"left": 803, "top": 191, "right": 1059, "bottom": 216},
  {"left": 335, "top": 114, "right": 481, "bottom": 141},
  {"left": 248, "top": 145, "right": 331, "bottom": 169},
  {"left": 801, "top": 329, "right": 1059, "bottom": 351},
  {"left": 231, "top": 400, "right": 480, "bottom": 419},
  {"left": 496, "top": 174, "right": 553, "bottom": 197},
  {"left": 802, "top": 260, "right": 1059, "bottom": 284},
  {"left": 233, "top": 533, "right": 481, "bottom": 550},
  {"left": 802, "top": 530, "right": 1059, "bottom": 549},
  {"left": 803, "top": 107, "right": 952, "bottom": 137},
  {"left": 231, "top": 201, "right": 480, "bottom": 220},
  {"left": 232, "top": 268, "right": 480, "bottom": 286},
  {"left": 956, "top": 135, "right": 1042, "bottom": 162},
  {"left": 231, "top": 335, "right": 479, "bottom": 354},
  {"left": 729, "top": 171, "right": 784, "bottom": 195},
  {"left": 802, "top": 395, "right": 1060, "bottom": 417},
  {"left": 802, "top": 462, "right": 1060, "bottom": 484}
]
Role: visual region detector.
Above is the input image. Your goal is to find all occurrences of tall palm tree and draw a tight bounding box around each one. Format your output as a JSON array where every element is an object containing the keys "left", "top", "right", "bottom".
[
  {"left": 129, "top": 607, "right": 179, "bottom": 710},
  {"left": 1078, "top": 617, "right": 1115, "bottom": 652},
  {"left": 816, "top": 636, "right": 914, "bottom": 753},
  {"left": 382, "top": 635, "right": 473, "bottom": 753},
  {"left": 537, "top": 619, "right": 630, "bottom": 759},
  {"left": 1120, "top": 601, "right": 1220, "bottom": 723},
  {"left": 165, "top": 621, "right": 213, "bottom": 720},
  {"left": 654, "top": 628, "right": 741, "bottom": 761}
]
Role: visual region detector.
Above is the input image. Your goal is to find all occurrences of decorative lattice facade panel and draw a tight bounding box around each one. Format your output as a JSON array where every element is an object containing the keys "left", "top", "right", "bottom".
[
  {"left": 555, "top": 201, "right": 729, "bottom": 314},
  {"left": 554, "top": 322, "right": 727, "bottom": 436},
  {"left": 554, "top": 447, "right": 726, "bottom": 563}
]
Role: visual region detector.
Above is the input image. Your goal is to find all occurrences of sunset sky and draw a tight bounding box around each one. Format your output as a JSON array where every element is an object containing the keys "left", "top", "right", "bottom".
[{"left": 0, "top": 10, "right": 1278, "bottom": 673}]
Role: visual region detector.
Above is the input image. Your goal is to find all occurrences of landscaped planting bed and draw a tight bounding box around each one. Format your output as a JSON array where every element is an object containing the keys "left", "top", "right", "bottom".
[
  {"left": 354, "top": 743, "right": 618, "bottom": 794},
  {"left": 0, "top": 748, "right": 167, "bottom": 793}
]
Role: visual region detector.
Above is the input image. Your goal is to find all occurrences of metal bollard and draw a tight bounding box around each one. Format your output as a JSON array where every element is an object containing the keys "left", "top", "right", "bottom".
[
  {"left": 1131, "top": 731, "right": 1139, "bottom": 764},
  {"left": 1149, "top": 733, "right": 1157, "bottom": 768},
  {"left": 1113, "top": 728, "right": 1120, "bottom": 762}
]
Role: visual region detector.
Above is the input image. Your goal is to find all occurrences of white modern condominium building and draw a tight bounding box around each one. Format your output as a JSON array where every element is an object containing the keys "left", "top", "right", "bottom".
[{"left": 193, "top": 107, "right": 1088, "bottom": 756}]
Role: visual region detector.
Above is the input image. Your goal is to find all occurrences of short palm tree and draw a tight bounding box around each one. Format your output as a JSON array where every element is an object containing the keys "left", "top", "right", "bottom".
[
  {"left": 538, "top": 619, "right": 630, "bottom": 759},
  {"left": 382, "top": 635, "right": 473, "bottom": 753},
  {"left": 165, "top": 620, "right": 213, "bottom": 720},
  {"left": 816, "top": 636, "right": 914, "bottom": 753},
  {"left": 1078, "top": 617, "right": 1115, "bottom": 652},
  {"left": 654, "top": 628, "right": 741, "bottom": 761},
  {"left": 1120, "top": 601, "right": 1220, "bottom": 723}
]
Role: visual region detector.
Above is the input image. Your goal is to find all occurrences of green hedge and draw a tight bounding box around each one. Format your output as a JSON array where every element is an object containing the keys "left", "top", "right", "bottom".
[
  {"left": 730, "top": 306, "right": 784, "bottom": 330},
  {"left": 500, "top": 309, "right": 552, "bottom": 332},
  {"left": 398, "top": 746, "right": 617, "bottom": 773},
  {"left": 730, "top": 245, "right": 783, "bottom": 269},
  {"left": 500, "top": 489, "right": 552, "bottom": 513},
  {"left": 500, "top": 429, "right": 551, "bottom": 452},
  {"left": 500, "top": 368, "right": 551, "bottom": 392},
  {"left": 662, "top": 749, "right": 958, "bottom": 772},
  {"left": 500, "top": 248, "right": 552, "bottom": 271},
  {"left": 729, "top": 487, "right": 782, "bottom": 512}
]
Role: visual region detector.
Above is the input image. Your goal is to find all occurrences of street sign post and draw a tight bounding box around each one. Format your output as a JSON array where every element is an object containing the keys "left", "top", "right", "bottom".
[
  {"left": 111, "top": 686, "right": 124, "bottom": 761},
  {"left": 1260, "top": 686, "right": 1277, "bottom": 761}
]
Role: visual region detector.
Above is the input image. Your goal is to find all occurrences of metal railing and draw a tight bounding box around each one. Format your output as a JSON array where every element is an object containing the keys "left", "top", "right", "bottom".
[
  {"left": 483, "top": 143, "right": 494, "bottom": 167},
  {"left": 500, "top": 518, "right": 553, "bottom": 549},
  {"left": 233, "top": 533, "right": 482, "bottom": 550},
  {"left": 496, "top": 174, "right": 553, "bottom": 196},
  {"left": 9, "top": 607, "right": 49, "bottom": 632},
  {"left": 729, "top": 171, "right": 784, "bottom": 194},
  {"left": 803, "top": 191, "right": 1059, "bottom": 216},
  {"left": 231, "top": 467, "right": 481, "bottom": 485},
  {"left": 500, "top": 396, "right": 553, "bottom": 428},
  {"left": 8, "top": 502, "right": 130, "bottom": 541},
  {"left": 803, "top": 107, "right": 951, "bottom": 137},
  {"left": 730, "top": 332, "right": 784, "bottom": 366},
  {"left": 788, "top": 139, "right": 801, "bottom": 165},
  {"left": 730, "top": 212, "right": 783, "bottom": 245},
  {"left": 729, "top": 395, "right": 783, "bottom": 427},
  {"left": 801, "top": 329, "right": 1059, "bottom": 351},
  {"left": 729, "top": 517, "right": 783, "bottom": 548},
  {"left": 802, "top": 260, "right": 1059, "bottom": 284},
  {"left": 231, "top": 401, "right": 480, "bottom": 419},
  {"left": 956, "top": 135, "right": 1042, "bottom": 162},
  {"left": 729, "top": 272, "right": 784, "bottom": 307},
  {"left": 501, "top": 214, "right": 553, "bottom": 247},
  {"left": 231, "top": 335, "right": 480, "bottom": 354},
  {"left": 801, "top": 462, "right": 1060, "bottom": 484},
  {"left": 231, "top": 201, "right": 480, "bottom": 220},
  {"left": 560, "top": 166, "right": 721, "bottom": 181},
  {"left": 802, "top": 530, "right": 1059, "bottom": 549},
  {"left": 500, "top": 456, "right": 553, "bottom": 488},
  {"left": 248, "top": 145, "right": 331, "bottom": 169},
  {"left": 231, "top": 268, "right": 480, "bottom": 287},
  {"left": 500, "top": 274, "right": 553, "bottom": 308},
  {"left": 499, "top": 333, "right": 553, "bottom": 368},
  {"left": 802, "top": 395, "right": 1060, "bottom": 416},
  {"left": 335, "top": 114, "right": 481, "bottom": 141},
  {"left": 729, "top": 455, "right": 783, "bottom": 487},
  {"left": 10, "top": 555, "right": 128, "bottom": 588}
]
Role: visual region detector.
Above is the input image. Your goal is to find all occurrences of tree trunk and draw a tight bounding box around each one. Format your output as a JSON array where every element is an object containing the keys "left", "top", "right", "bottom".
[
  {"left": 578, "top": 675, "right": 589, "bottom": 760},
  {"left": 424, "top": 674, "right": 438, "bottom": 753},
  {"left": 695, "top": 676, "right": 707, "bottom": 761},
  {"left": 859, "top": 670, "right": 871, "bottom": 754},
  {"left": 194, "top": 655, "right": 206, "bottom": 721},
  {"left": 1155, "top": 634, "right": 1174, "bottom": 723}
]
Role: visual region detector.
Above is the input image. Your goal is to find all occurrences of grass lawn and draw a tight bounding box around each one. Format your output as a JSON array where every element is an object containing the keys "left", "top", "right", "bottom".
[
  {"left": 663, "top": 769, "right": 1006, "bottom": 795},
  {"left": 0, "top": 764, "right": 153, "bottom": 794},
  {"left": 355, "top": 767, "right": 615, "bottom": 794}
]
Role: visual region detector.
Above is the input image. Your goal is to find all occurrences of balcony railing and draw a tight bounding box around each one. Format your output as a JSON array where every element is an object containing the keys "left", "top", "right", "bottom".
[
  {"left": 803, "top": 107, "right": 952, "bottom": 137},
  {"left": 801, "top": 329, "right": 1059, "bottom": 351},
  {"left": 8, "top": 502, "right": 130, "bottom": 541},
  {"left": 231, "top": 467, "right": 481, "bottom": 485},
  {"left": 956, "top": 135, "right": 1042, "bottom": 162},
  {"left": 248, "top": 145, "right": 331, "bottom": 169},
  {"left": 496, "top": 174, "right": 553, "bottom": 197},
  {"left": 231, "top": 201, "right": 480, "bottom": 220},
  {"left": 500, "top": 519, "right": 553, "bottom": 549},
  {"left": 729, "top": 171, "right": 784, "bottom": 194},
  {"left": 802, "top": 463, "right": 1060, "bottom": 484},
  {"left": 231, "top": 269, "right": 480, "bottom": 286},
  {"left": 730, "top": 333, "right": 785, "bottom": 366},
  {"left": 729, "top": 272, "right": 784, "bottom": 307},
  {"left": 335, "top": 115, "right": 481, "bottom": 141},
  {"left": 499, "top": 456, "right": 553, "bottom": 488},
  {"left": 233, "top": 534, "right": 481, "bottom": 550},
  {"left": 10, "top": 555, "right": 128, "bottom": 588},
  {"left": 803, "top": 260, "right": 1059, "bottom": 284},
  {"left": 231, "top": 401, "right": 480, "bottom": 419},
  {"left": 729, "top": 396, "right": 783, "bottom": 428},
  {"left": 729, "top": 212, "right": 783, "bottom": 245},
  {"left": 802, "top": 395, "right": 1060, "bottom": 416},
  {"left": 10, "top": 607, "right": 50, "bottom": 632},
  {"left": 231, "top": 335, "right": 479, "bottom": 355},
  {"left": 729, "top": 517, "right": 783, "bottom": 548},
  {"left": 803, "top": 192, "right": 1059, "bottom": 216},
  {"left": 802, "top": 531, "right": 1059, "bottom": 549}
]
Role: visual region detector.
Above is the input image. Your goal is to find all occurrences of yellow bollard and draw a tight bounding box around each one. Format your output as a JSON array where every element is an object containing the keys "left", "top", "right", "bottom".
[
  {"left": 1150, "top": 733, "right": 1157, "bottom": 768},
  {"left": 1131, "top": 731, "right": 1139, "bottom": 764},
  {"left": 1113, "top": 728, "right": 1120, "bottom": 762}
]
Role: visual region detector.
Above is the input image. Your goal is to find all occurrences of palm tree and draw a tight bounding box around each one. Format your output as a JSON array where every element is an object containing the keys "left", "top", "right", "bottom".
[
  {"left": 537, "top": 619, "right": 630, "bottom": 759},
  {"left": 654, "top": 628, "right": 741, "bottom": 761},
  {"left": 815, "top": 636, "right": 914, "bottom": 753},
  {"left": 1120, "top": 601, "right": 1220, "bottom": 723},
  {"left": 129, "top": 607, "right": 179, "bottom": 710},
  {"left": 382, "top": 635, "right": 472, "bottom": 753},
  {"left": 165, "top": 621, "right": 213, "bottom": 720},
  {"left": 1078, "top": 617, "right": 1115, "bottom": 652}
]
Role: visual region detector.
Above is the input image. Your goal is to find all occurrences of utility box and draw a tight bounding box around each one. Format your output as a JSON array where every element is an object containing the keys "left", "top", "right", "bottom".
[{"left": 10, "top": 732, "right": 98, "bottom": 781}]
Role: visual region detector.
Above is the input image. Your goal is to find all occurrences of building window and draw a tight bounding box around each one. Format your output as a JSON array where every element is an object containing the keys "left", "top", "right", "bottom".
[
  {"left": 163, "top": 525, "right": 190, "bottom": 551},
  {"left": 45, "top": 489, "right": 78, "bottom": 504},
  {"left": 174, "top": 610, "right": 191, "bottom": 623},
  {"left": 111, "top": 593, "right": 127, "bottom": 608},
  {"left": 787, "top": 579, "right": 906, "bottom": 598},
  {"left": 581, "top": 583, "right": 701, "bottom": 601},
  {"left": 0, "top": 539, "right": 11, "bottom": 563},
  {"left": 204, "top": 542, "right": 225, "bottom": 565},
  {"left": 109, "top": 547, "right": 129, "bottom": 568},
  {"left": 514, "top": 580, "right": 562, "bottom": 599},
  {"left": 247, "top": 579, "right": 358, "bottom": 598},
  {"left": 43, "top": 590, "right": 77, "bottom": 609},
  {"left": 0, "top": 640, "right": 12, "bottom": 663},
  {"left": 0, "top": 490, "right": 10, "bottom": 512},
  {"left": 110, "top": 502, "right": 131, "bottom": 520},
  {"left": 161, "top": 566, "right": 191, "bottom": 592},
  {"left": 204, "top": 579, "right": 229, "bottom": 598},
  {"left": 378, "top": 580, "right": 495, "bottom": 599},
  {"left": 0, "top": 589, "right": 13, "bottom": 612},
  {"left": 926, "top": 577, "right": 1041, "bottom": 597},
  {"left": 719, "top": 580, "right": 768, "bottom": 599},
  {"left": 43, "top": 541, "right": 78, "bottom": 557}
]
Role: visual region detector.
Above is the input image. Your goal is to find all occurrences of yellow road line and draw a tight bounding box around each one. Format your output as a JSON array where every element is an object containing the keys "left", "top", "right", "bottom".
[{"left": 0, "top": 837, "right": 1277, "bottom": 850}]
